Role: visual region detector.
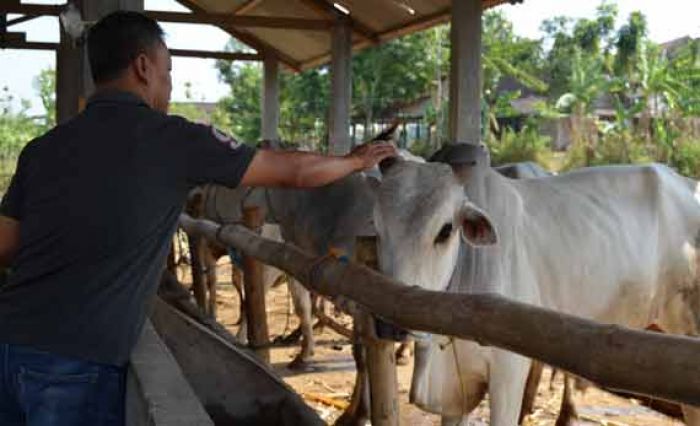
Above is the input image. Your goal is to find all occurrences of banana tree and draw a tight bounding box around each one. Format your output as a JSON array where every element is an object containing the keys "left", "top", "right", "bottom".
[{"left": 555, "top": 47, "right": 609, "bottom": 165}]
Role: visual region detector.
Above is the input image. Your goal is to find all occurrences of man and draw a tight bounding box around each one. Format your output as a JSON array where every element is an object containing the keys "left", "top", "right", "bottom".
[{"left": 0, "top": 11, "right": 395, "bottom": 426}]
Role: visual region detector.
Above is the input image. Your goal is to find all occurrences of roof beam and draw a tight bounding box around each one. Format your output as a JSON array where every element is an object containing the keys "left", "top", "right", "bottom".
[
  {"left": 0, "top": 39, "right": 58, "bottom": 51},
  {"left": 300, "top": 0, "right": 507, "bottom": 69},
  {"left": 0, "top": 4, "right": 62, "bottom": 16},
  {"left": 0, "top": 4, "right": 333, "bottom": 31},
  {"left": 232, "top": 0, "right": 264, "bottom": 15},
  {"left": 0, "top": 35, "right": 261, "bottom": 61},
  {"left": 146, "top": 10, "right": 333, "bottom": 30},
  {"left": 175, "top": 0, "right": 301, "bottom": 71},
  {"left": 297, "top": 0, "right": 379, "bottom": 43},
  {"left": 6, "top": 14, "right": 41, "bottom": 27},
  {"left": 377, "top": 8, "right": 450, "bottom": 42},
  {"left": 169, "top": 48, "right": 261, "bottom": 61}
]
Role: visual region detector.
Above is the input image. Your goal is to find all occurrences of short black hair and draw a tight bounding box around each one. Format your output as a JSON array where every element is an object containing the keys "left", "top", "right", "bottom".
[{"left": 87, "top": 11, "right": 165, "bottom": 84}]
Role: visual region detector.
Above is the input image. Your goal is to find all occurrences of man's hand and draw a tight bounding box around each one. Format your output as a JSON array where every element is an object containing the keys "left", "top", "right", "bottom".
[{"left": 346, "top": 142, "right": 398, "bottom": 172}]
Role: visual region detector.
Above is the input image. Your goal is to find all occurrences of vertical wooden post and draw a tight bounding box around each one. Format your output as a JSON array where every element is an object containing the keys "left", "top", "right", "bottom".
[
  {"left": 242, "top": 206, "right": 270, "bottom": 362},
  {"left": 449, "top": 0, "right": 482, "bottom": 144},
  {"left": 355, "top": 237, "right": 399, "bottom": 426}
]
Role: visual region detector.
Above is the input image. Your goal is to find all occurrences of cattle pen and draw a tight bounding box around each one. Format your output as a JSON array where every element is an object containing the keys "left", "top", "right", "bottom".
[
  {"left": 3, "top": 0, "right": 699, "bottom": 425},
  {"left": 178, "top": 213, "right": 700, "bottom": 415}
]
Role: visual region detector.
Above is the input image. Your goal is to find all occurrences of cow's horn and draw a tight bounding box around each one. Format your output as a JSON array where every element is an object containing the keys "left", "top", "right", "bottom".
[{"left": 372, "top": 120, "right": 400, "bottom": 142}]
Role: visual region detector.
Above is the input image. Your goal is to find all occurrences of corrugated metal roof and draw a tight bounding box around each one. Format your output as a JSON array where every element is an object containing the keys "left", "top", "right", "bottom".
[{"left": 177, "top": 0, "right": 512, "bottom": 70}]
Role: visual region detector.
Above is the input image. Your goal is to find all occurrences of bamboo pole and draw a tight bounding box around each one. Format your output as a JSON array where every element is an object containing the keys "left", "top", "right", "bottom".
[
  {"left": 179, "top": 214, "right": 700, "bottom": 406},
  {"left": 242, "top": 207, "right": 270, "bottom": 363}
]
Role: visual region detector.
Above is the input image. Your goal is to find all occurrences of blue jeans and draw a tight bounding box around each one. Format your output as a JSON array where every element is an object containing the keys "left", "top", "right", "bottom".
[{"left": 0, "top": 343, "right": 126, "bottom": 426}]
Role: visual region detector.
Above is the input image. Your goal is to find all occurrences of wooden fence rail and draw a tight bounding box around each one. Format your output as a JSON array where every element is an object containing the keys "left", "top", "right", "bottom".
[{"left": 179, "top": 213, "right": 700, "bottom": 406}]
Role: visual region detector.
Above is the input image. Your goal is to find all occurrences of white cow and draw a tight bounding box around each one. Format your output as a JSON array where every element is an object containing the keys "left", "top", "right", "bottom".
[{"left": 373, "top": 144, "right": 700, "bottom": 425}]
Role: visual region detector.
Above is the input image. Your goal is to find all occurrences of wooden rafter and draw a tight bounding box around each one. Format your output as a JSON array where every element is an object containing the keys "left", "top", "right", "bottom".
[
  {"left": 0, "top": 4, "right": 62, "bottom": 16},
  {"left": 169, "top": 48, "right": 261, "bottom": 61},
  {"left": 0, "top": 34, "right": 261, "bottom": 61},
  {"left": 377, "top": 8, "right": 450, "bottom": 42},
  {"left": 175, "top": 0, "right": 302, "bottom": 71},
  {"left": 299, "top": 0, "right": 509, "bottom": 69},
  {"left": 0, "top": 39, "right": 58, "bottom": 51},
  {"left": 6, "top": 14, "right": 41, "bottom": 27},
  {"left": 0, "top": 4, "right": 332, "bottom": 31},
  {"left": 297, "top": 0, "right": 379, "bottom": 43},
  {"left": 146, "top": 10, "right": 333, "bottom": 30},
  {"left": 232, "top": 0, "right": 265, "bottom": 15}
]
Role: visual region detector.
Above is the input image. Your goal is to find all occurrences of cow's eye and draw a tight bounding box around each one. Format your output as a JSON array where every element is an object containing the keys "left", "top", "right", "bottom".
[{"left": 434, "top": 223, "right": 453, "bottom": 245}]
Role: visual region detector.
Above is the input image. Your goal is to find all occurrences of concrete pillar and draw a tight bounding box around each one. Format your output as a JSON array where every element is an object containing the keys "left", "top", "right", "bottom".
[
  {"left": 261, "top": 55, "right": 279, "bottom": 142},
  {"left": 328, "top": 18, "right": 352, "bottom": 155},
  {"left": 56, "top": 0, "right": 143, "bottom": 123},
  {"left": 448, "top": 0, "right": 482, "bottom": 144}
]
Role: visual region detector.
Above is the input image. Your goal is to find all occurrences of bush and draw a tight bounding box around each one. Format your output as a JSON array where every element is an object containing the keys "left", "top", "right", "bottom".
[
  {"left": 668, "top": 138, "right": 700, "bottom": 179},
  {"left": 486, "top": 125, "right": 552, "bottom": 167},
  {"left": 563, "top": 131, "right": 654, "bottom": 171}
]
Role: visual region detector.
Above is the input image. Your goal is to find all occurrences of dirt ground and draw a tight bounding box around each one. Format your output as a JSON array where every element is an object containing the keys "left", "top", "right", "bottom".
[{"left": 187, "top": 261, "right": 684, "bottom": 426}]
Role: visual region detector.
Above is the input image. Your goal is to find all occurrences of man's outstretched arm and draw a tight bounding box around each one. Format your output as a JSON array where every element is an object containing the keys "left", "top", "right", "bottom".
[{"left": 240, "top": 142, "right": 396, "bottom": 188}]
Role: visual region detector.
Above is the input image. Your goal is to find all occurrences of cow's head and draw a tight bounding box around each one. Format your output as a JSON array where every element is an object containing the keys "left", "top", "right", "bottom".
[{"left": 373, "top": 147, "right": 497, "bottom": 292}]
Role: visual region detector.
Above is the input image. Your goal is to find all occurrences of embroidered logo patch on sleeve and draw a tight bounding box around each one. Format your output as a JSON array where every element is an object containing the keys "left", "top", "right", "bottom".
[{"left": 211, "top": 127, "right": 241, "bottom": 150}]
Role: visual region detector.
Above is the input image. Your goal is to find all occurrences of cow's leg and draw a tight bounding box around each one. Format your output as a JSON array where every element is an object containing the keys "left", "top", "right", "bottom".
[
  {"left": 335, "top": 342, "right": 370, "bottom": 426},
  {"left": 549, "top": 367, "right": 558, "bottom": 391},
  {"left": 395, "top": 341, "right": 412, "bottom": 366},
  {"left": 488, "top": 350, "right": 530, "bottom": 426},
  {"left": 187, "top": 235, "right": 208, "bottom": 314},
  {"left": 204, "top": 249, "right": 218, "bottom": 318},
  {"left": 288, "top": 278, "right": 315, "bottom": 369},
  {"left": 230, "top": 265, "right": 244, "bottom": 325},
  {"left": 554, "top": 374, "right": 578, "bottom": 426},
  {"left": 519, "top": 360, "right": 544, "bottom": 424}
]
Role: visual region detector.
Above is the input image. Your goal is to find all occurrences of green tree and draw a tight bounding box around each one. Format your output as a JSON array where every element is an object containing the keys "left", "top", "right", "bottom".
[
  {"left": 33, "top": 68, "right": 56, "bottom": 130},
  {"left": 0, "top": 87, "right": 43, "bottom": 187},
  {"left": 351, "top": 31, "right": 435, "bottom": 139},
  {"left": 555, "top": 47, "right": 609, "bottom": 165},
  {"left": 279, "top": 68, "right": 329, "bottom": 146},
  {"left": 542, "top": 2, "right": 618, "bottom": 99},
  {"left": 613, "top": 11, "right": 648, "bottom": 77},
  {"left": 481, "top": 11, "right": 547, "bottom": 134},
  {"left": 216, "top": 61, "right": 262, "bottom": 143}
]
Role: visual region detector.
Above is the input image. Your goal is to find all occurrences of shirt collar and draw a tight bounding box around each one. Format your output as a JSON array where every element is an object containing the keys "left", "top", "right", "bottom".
[{"left": 87, "top": 90, "right": 150, "bottom": 108}]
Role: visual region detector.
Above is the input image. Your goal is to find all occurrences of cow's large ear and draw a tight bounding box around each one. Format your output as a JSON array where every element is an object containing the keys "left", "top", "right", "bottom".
[{"left": 457, "top": 201, "right": 497, "bottom": 247}]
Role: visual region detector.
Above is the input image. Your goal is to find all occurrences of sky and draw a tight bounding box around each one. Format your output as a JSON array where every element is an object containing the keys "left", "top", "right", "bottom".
[{"left": 1, "top": 0, "right": 698, "bottom": 115}]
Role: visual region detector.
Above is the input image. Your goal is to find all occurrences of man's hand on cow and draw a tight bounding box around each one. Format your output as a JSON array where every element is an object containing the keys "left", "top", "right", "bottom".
[{"left": 347, "top": 142, "right": 398, "bottom": 171}]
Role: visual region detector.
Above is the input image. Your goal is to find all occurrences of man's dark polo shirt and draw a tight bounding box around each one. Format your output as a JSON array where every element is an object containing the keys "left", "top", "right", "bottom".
[{"left": 0, "top": 90, "right": 256, "bottom": 365}]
